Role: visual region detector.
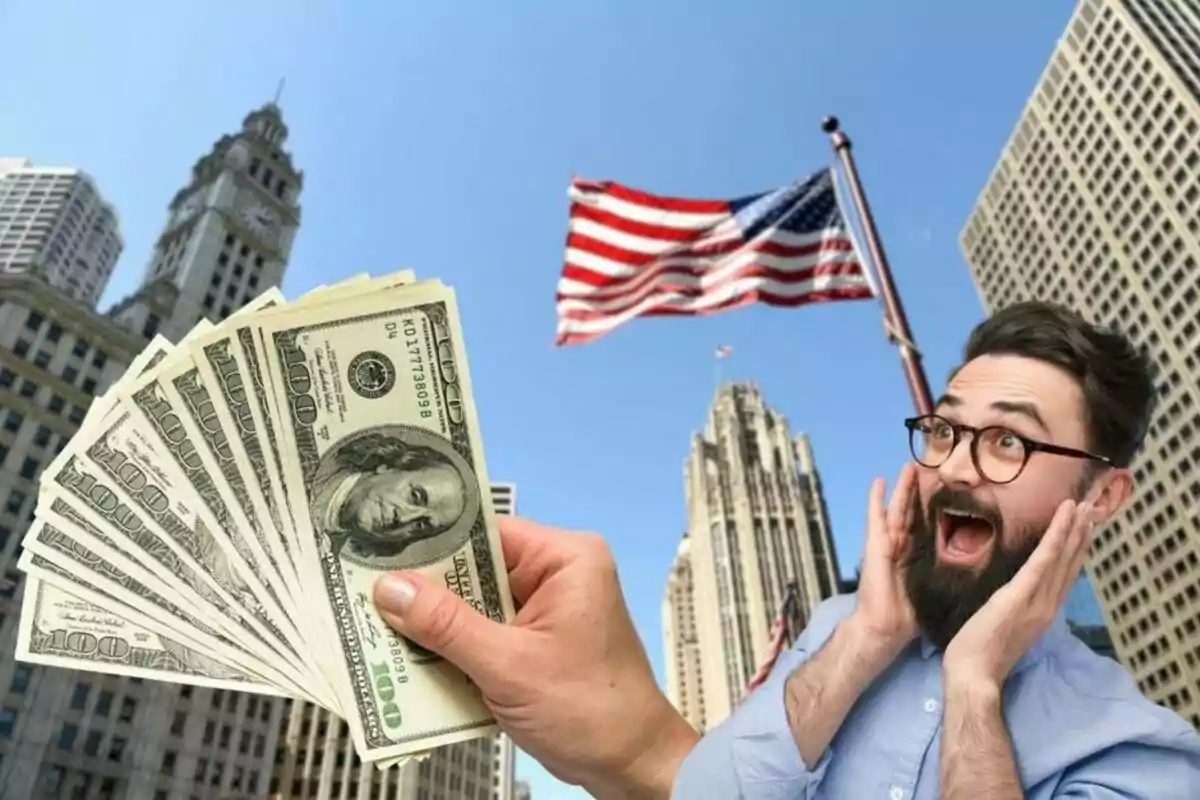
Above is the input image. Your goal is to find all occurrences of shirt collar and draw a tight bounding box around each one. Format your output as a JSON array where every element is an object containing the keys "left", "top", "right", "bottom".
[{"left": 917, "top": 612, "right": 1071, "bottom": 673}]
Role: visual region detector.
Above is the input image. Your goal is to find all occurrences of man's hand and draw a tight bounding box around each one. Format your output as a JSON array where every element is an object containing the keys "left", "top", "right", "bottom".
[
  {"left": 372, "top": 516, "right": 698, "bottom": 800},
  {"left": 845, "top": 462, "right": 920, "bottom": 654},
  {"left": 943, "top": 498, "right": 1097, "bottom": 691}
]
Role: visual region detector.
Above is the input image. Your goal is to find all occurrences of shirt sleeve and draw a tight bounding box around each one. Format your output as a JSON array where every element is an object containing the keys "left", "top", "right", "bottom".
[
  {"left": 1052, "top": 734, "right": 1200, "bottom": 799},
  {"left": 670, "top": 596, "right": 852, "bottom": 800}
]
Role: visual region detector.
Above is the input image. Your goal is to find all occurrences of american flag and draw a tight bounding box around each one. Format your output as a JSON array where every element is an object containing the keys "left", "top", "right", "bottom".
[
  {"left": 746, "top": 586, "right": 801, "bottom": 692},
  {"left": 555, "top": 168, "right": 874, "bottom": 346}
]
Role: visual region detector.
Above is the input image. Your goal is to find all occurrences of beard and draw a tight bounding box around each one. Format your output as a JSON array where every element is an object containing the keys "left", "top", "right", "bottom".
[{"left": 902, "top": 486, "right": 1042, "bottom": 651}]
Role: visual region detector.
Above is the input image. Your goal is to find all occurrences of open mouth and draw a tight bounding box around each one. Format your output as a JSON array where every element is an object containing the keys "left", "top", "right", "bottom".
[{"left": 937, "top": 509, "right": 996, "bottom": 566}]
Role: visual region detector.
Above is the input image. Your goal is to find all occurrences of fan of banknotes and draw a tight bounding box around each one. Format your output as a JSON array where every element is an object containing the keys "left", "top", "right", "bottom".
[{"left": 13, "top": 270, "right": 514, "bottom": 767}]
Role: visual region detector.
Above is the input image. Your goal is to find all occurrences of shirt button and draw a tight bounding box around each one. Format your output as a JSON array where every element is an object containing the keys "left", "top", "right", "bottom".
[
  {"left": 889, "top": 788, "right": 905, "bottom": 800},
  {"left": 923, "top": 698, "right": 939, "bottom": 713}
]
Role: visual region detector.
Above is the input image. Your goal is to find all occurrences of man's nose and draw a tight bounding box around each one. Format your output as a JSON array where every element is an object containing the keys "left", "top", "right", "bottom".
[{"left": 936, "top": 437, "right": 985, "bottom": 488}]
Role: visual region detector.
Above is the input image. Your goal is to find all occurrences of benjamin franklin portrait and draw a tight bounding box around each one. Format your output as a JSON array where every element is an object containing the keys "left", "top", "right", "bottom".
[{"left": 309, "top": 425, "right": 479, "bottom": 569}]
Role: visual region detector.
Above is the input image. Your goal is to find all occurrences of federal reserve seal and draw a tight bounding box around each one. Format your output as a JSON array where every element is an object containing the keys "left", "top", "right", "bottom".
[{"left": 347, "top": 351, "right": 396, "bottom": 399}]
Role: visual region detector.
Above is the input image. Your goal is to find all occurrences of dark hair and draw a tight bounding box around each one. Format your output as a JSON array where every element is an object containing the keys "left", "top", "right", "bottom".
[{"left": 958, "top": 301, "right": 1156, "bottom": 467}]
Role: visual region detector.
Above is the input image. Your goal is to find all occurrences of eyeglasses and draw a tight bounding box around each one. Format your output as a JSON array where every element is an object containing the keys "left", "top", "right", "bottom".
[{"left": 904, "top": 414, "right": 1112, "bottom": 485}]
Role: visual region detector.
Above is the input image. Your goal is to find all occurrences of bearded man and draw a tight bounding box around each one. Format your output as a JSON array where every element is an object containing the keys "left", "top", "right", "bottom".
[{"left": 672, "top": 301, "right": 1200, "bottom": 799}]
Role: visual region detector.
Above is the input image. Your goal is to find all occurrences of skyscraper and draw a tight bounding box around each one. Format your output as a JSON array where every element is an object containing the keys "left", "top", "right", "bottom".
[
  {"left": 0, "top": 102, "right": 304, "bottom": 800},
  {"left": 665, "top": 383, "right": 841, "bottom": 730},
  {"left": 960, "top": 0, "right": 1200, "bottom": 730},
  {"left": 0, "top": 158, "right": 122, "bottom": 308},
  {"left": 663, "top": 533, "right": 706, "bottom": 731},
  {"left": 271, "top": 484, "right": 519, "bottom": 800},
  {"left": 108, "top": 102, "right": 303, "bottom": 345}
]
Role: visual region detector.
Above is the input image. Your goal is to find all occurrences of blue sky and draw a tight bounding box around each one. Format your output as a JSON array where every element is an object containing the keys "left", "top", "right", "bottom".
[{"left": 2, "top": 1, "right": 1102, "bottom": 796}]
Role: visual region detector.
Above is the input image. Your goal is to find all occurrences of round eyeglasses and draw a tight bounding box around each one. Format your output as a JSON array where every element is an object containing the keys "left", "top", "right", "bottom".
[{"left": 904, "top": 414, "right": 1112, "bottom": 485}]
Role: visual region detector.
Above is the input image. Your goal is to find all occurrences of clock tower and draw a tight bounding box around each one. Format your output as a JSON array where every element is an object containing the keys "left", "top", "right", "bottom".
[{"left": 110, "top": 102, "right": 303, "bottom": 342}]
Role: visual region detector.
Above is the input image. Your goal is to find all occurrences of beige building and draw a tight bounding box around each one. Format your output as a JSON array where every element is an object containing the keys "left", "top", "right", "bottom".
[
  {"left": 665, "top": 383, "right": 840, "bottom": 730},
  {"left": 270, "top": 484, "right": 520, "bottom": 800},
  {"left": 0, "top": 158, "right": 123, "bottom": 308},
  {"left": 0, "top": 103, "right": 305, "bottom": 800},
  {"left": 960, "top": 0, "right": 1200, "bottom": 730}
]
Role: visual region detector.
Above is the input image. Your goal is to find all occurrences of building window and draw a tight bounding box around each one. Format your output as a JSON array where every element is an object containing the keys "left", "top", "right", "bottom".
[
  {"left": 170, "top": 711, "right": 186, "bottom": 736},
  {"left": 219, "top": 305, "right": 231, "bottom": 319},
  {"left": 203, "top": 294, "right": 215, "bottom": 310},
  {"left": 32, "top": 351, "right": 50, "bottom": 369},
  {"left": 68, "top": 406, "right": 85, "bottom": 425},
  {"left": 94, "top": 690, "right": 113, "bottom": 717},
  {"left": 46, "top": 323, "right": 62, "bottom": 343},
  {"left": 9, "top": 664, "right": 32, "bottom": 693},
  {"left": 71, "top": 339, "right": 88, "bottom": 359},
  {"left": 83, "top": 730, "right": 102, "bottom": 756},
  {"left": 91, "top": 350, "right": 107, "bottom": 369},
  {"left": 24, "top": 310, "right": 43, "bottom": 331},
  {"left": 19, "top": 457, "right": 38, "bottom": 480},
  {"left": 69, "top": 682, "right": 90, "bottom": 710},
  {"left": 2, "top": 411, "right": 22, "bottom": 433},
  {"left": 81, "top": 377, "right": 97, "bottom": 395},
  {"left": 118, "top": 696, "right": 137, "bottom": 723},
  {"left": 57, "top": 723, "right": 78, "bottom": 751},
  {"left": 0, "top": 706, "right": 18, "bottom": 738},
  {"left": 48, "top": 395, "right": 64, "bottom": 414},
  {"left": 0, "top": 368, "right": 13, "bottom": 388},
  {"left": 33, "top": 426, "right": 51, "bottom": 448},
  {"left": 13, "top": 339, "right": 29, "bottom": 357},
  {"left": 62, "top": 365, "right": 78, "bottom": 384},
  {"left": 108, "top": 735, "right": 126, "bottom": 762},
  {"left": 5, "top": 492, "right": 26, "bottom": 516}
]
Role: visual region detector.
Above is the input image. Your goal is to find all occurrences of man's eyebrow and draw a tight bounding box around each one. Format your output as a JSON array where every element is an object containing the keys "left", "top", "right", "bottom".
[
  {"left": 990, "top": 399, "right": 1049, "bottom": 434},
  {"left": 935, "top": 394, "right": 1050, "bottom": 434},
  {"left": 935, "top": 393, "right": 961, "bottom": 409}
]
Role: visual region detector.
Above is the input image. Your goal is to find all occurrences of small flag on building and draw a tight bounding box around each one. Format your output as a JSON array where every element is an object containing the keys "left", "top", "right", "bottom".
[
  {"left": 554, "top": 168, "right": 874, "bottom": 346},
  {"left": 714, "top": 345, "right": 733, "bottom": 359},
  {"left": 746, "top": 585, "right": 801, "bottom": 692}
]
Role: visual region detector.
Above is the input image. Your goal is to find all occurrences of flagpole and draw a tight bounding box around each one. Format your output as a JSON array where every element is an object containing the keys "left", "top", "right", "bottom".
[{"left": 821, "top": 116, "right": 934, "bottom": 416}]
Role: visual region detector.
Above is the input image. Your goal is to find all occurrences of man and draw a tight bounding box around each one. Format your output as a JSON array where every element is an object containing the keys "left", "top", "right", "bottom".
[
  {"left": 672, "top": 301, "right": 1200, "bottom": 798},
  {"left": 372, "top": 301, "right": 1200, "bottom": 799},
  {"left": 312, "top": 430, "right": 468, "bottom": 561}
]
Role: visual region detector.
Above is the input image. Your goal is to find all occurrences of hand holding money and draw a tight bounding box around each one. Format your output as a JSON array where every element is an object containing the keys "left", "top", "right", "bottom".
[
  {"left": 14, "top": 270, "right": 514, "bottom": 764},
  {"left": 374, "top": 515, "right": 703, "bottom": 799}
]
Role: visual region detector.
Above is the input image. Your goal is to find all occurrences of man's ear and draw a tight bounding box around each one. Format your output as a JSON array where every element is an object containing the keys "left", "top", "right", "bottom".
[{"left": 1085, "top": 467, "right": 1134, "bottom": 524}]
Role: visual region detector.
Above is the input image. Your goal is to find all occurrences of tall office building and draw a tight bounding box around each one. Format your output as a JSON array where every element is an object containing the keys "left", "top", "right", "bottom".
[
  {"left": 0, "top": 102, "right": 304, "bottom": 799},
  {"left": 271, "top": 484, "right": 520, "bottom": 800},
  {"left": 960, "top": 0, "right": 1200, "bottom": 730},
  {"left": 665, "top": 383, "right": 841, "bottom": 730},
  {"left": 109, "top": 102, "right": 303, "bottom": 345},
  {"left": 663, "top": 533, "right": 706, "bottom": 731},
  {"left": 0, "top": 158, "right": 123, "bottom": 308}
]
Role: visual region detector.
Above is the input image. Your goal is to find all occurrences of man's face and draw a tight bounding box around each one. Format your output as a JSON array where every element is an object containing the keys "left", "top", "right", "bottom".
[
  {"left": 344, "top": 463, "right": 465, "bottom": 539},
  {"left": 904, "top": 354, "right": 1095, "bottom": 649}
]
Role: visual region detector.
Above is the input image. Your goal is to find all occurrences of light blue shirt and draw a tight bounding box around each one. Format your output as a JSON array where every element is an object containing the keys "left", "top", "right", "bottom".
[{"left": 672, "top": 594, "right": 1200, "bottom": 799}]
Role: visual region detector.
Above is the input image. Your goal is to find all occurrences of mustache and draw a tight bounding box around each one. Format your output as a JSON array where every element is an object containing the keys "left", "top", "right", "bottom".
[{"left": 925, "top": 486, "right": 1004, "bottom": 536}]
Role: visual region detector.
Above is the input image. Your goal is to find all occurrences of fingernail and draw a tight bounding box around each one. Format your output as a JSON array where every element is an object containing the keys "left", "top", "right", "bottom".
[{"left": 376, "top": 575, "right": 417, "bottom": 614}]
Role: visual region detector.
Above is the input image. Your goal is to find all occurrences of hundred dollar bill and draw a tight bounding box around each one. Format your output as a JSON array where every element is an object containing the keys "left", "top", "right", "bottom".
[
  {"left": 108, "top": 383, "right": 339, "bottom": 707},
  {"left": 41, "top": 404, "right": 323, "bottom": 703},
  {"left": 16, "top": 563, "right": 283, "bottom": 695},
  {"left": 25, "top": 502, "right": 303, "bottom": 693},
  {"left": 149, "top": 339, "right": 296, "bottom": 612},
  {"left": 187, "top": 290, "right": 300, "bottom": 599},
  {"left": 257, "top": 280, "right": 514, "bottom": 760}
]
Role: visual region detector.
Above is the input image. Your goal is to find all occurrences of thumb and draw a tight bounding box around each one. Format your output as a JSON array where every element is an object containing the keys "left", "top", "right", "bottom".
[{"left": 373, "top": 571, "right": 507, "bottom": 680}]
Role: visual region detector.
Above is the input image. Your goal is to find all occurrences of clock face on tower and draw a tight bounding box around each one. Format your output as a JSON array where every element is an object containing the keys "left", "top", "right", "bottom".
[{"left": 240, "top": 202, "right": 279, "bottom": 241}]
